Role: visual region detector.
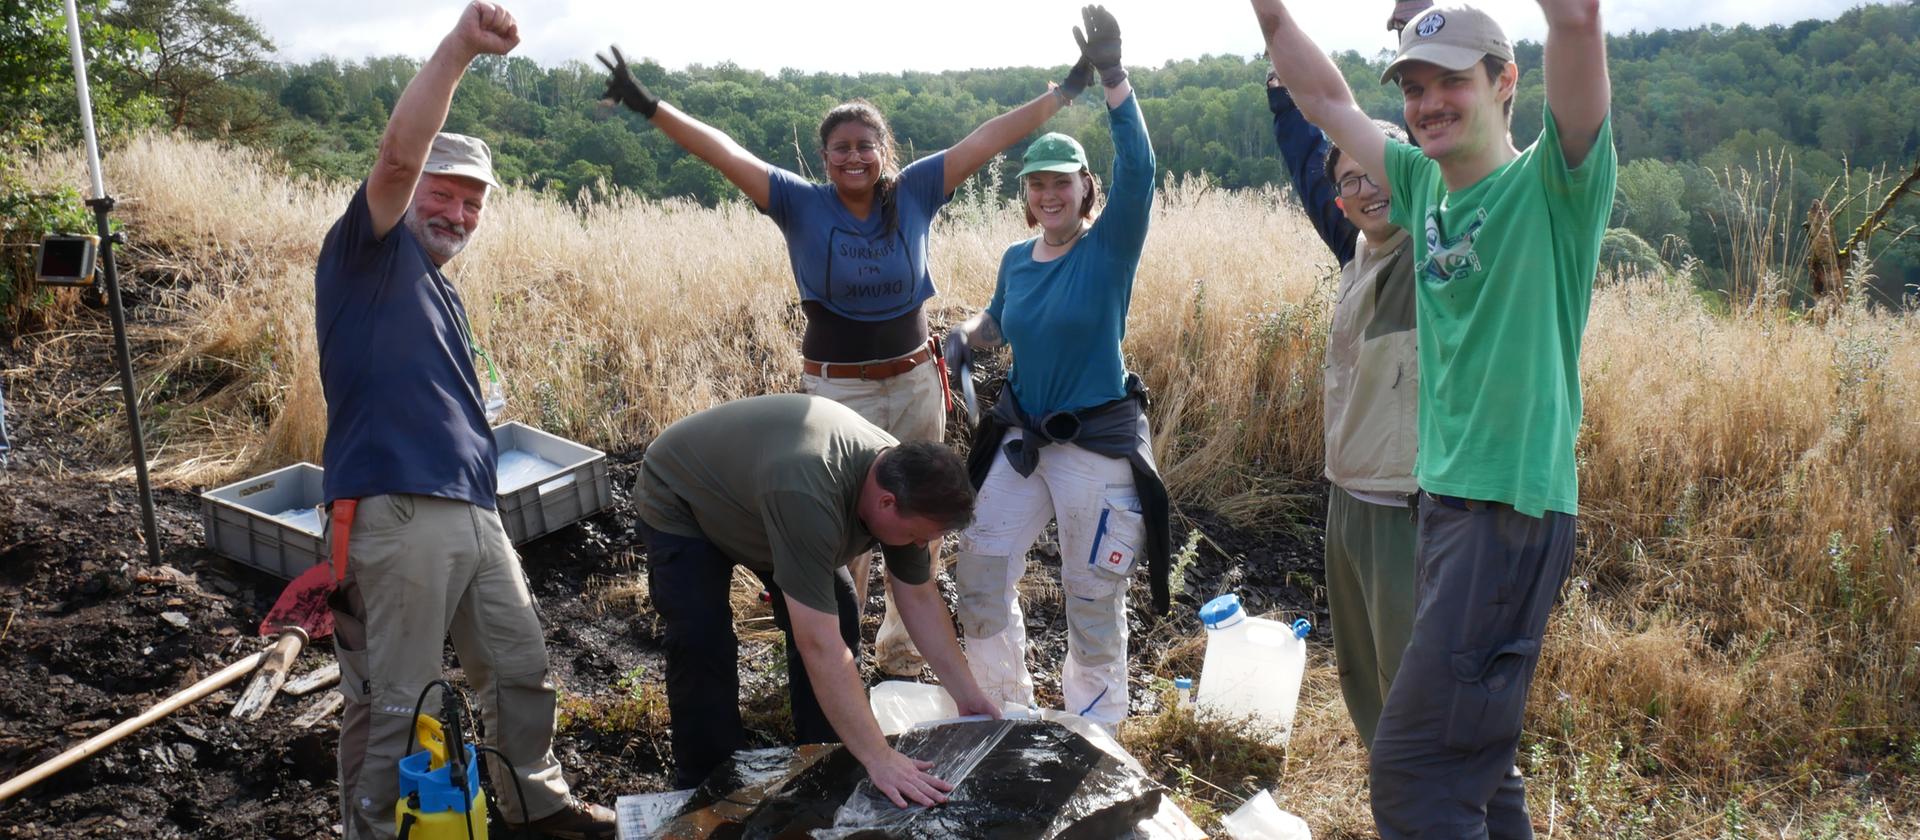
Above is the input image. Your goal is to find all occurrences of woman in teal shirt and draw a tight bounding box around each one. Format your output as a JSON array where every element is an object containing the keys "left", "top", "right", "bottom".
[{"left": 942, "top": 5, "right": 1167, "bottom": 728}]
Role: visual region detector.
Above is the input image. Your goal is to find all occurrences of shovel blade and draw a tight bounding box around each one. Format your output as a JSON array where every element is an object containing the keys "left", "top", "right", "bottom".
[{"left": 261, "top": 561, "right": 335, "bottom": 640}]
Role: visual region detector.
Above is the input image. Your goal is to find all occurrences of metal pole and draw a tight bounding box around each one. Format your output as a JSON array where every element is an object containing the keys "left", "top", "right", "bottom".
[{"left": 65, "top": 0, "right": 162, "bottom": 566}]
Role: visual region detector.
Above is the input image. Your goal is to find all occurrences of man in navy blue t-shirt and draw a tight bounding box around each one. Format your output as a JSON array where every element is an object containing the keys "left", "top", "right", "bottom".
[{"left": 314, "top": 4, "right": 612, "bottom": 838}]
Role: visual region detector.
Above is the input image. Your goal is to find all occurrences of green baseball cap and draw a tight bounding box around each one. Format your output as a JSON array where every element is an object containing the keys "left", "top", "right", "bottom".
[{"left": 1017, "top": 132, "right": 1089, "bottom": 177}]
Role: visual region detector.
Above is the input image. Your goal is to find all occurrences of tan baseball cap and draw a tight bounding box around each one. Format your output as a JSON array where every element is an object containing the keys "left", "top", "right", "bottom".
[
  {"left": 423, "top": 132, "right": 501, "bottom": 190},
  {"left": 1380, "top": 4, "right": 1514, "bottom": 85}
]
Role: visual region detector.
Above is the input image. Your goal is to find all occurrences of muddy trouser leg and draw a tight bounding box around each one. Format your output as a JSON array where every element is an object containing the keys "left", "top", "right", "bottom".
[
  {"left": 446, "top": 504, "right": 570, "bottom": 822},
  {"left": 1043, "top": 445, "right": 1140, "bottom": 727},
  {"left": 329, "top": 494, "right": 476, "bottom": 840},
  {"left": 759, "top": 567, "right": 861, "bottom": 744},
  {"left": 1327, "top": 486, "right": 1419, "bottom": 750},
  {"left": 955, "top": 445, "right": 1057, "bottom": 709},
  {"left": 644, "top": 525, "right": 746, "bottom": 789},
  {"left": 1369, "top": 493, "right": 1574, "bottom": 840}
]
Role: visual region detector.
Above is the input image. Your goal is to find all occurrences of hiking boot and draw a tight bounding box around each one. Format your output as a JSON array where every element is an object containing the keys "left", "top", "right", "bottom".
[
  {"left": 512, "top": 797, "right": 616, "bottom": 840},
  {"left": 873, "top": 626, "right": 927, "bottom": 677}
]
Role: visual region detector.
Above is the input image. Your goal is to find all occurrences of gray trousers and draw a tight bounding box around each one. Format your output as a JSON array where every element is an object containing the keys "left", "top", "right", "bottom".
[
  {"left": 328, "top": 494, "right": 571, "bottom": 839},
  {"left": 1369, "top": 492, "right": 1574, "bottom": 840},
  {"left": 1325, "top": 486, "right": 1418, "bottom": 749}
]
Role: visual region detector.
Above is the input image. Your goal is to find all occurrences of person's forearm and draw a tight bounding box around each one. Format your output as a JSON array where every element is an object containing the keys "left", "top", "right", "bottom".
[
  {"left": 1537, "top": 0, "right": 1601, "bottom": 30},
  {"left": 1102, "top": 78, "right": 1133, "bottom": 110},
  {"left": 892, "top": 580, "right": 981, "bottom": 696},
  {"left": 375, "top": 37, "right": 476, "bottom": 184},
  {"left": 946, "top": 91, "right": 1065, "bottom": 192},
  {"left": 796, "top": 635, "right": 893, "bottom": 761},
  {"left": 1251, "top": 0, "right": 1360, "bottom": 126}
]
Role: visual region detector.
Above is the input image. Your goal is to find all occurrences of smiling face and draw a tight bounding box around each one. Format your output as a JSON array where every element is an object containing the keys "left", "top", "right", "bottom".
[
  {"left": 404, "top": 173, "right": 487, "bottom": 266},
  {"left": 1397, "top": 59, "right": 1514, "bottom": 165},
  {"left": 821, "top": 120, "right": 890, "bottom": 197},
  {"left": 1023, "top": 170, "right": 1090, "bottom": 240},
  {"left": 1331, "top": 153, "right": 1398, "bottom": 242}
]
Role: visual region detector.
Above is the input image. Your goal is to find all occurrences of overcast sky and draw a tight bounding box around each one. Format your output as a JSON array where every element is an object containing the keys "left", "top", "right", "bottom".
[{"left": 232, "top": 0, "right": 1883, "bottom": 74}]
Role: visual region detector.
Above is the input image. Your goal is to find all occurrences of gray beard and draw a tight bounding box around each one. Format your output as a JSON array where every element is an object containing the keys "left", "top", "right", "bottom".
[{"left": 403, "top": 207, "right": 468, "bottom": 263}]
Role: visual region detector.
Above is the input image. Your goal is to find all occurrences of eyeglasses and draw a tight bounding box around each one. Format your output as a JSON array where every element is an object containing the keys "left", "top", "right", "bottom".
[
  {"left": 825, "top": 142, "right": 881, "bottom": 163},
  {"left": 1336, "top": 172, "right": 1380, "bottom": 197}
]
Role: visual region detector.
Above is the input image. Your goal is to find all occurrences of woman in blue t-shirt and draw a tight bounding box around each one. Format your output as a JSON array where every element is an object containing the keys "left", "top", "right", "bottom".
[
  {"left": 940, "top": 6, "right": 1165, "bottom": 728},
  {"left": 598, "top": 42, "right": 1097, "bottom": 675}
]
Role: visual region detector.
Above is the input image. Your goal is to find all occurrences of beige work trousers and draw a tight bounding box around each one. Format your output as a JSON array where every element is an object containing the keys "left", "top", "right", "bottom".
[
  {"left": 327, "top": 494, "right": 570, "bottom": 839},
  {"left": 804, "top": 357, "right": 948, "bottom": 672}
]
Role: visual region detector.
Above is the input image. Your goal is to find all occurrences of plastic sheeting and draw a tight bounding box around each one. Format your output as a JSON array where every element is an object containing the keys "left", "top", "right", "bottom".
[{"left": 644, "top": 719, "right": 1166, "bottom": 840}]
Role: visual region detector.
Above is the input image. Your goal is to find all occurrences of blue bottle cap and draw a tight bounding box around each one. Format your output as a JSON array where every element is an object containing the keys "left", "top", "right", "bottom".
[
  {"left": 1174, "top": 677, "right": 1193, "bottom": 690},
  {"left": 1291, "top": 618, "right": 1313, "bottom": 639},
  {"left": 1199, "top": 594, "right": 1243, "bottom": 629}
]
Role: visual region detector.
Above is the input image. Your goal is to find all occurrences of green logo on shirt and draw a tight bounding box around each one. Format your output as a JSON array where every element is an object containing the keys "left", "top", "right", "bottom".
[{"left": 1421, "top": 207, "right": 1488, "bottom": 284}]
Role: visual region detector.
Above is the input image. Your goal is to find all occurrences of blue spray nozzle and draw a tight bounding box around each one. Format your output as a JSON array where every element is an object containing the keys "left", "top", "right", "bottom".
[
  {"left": 1174, "top": 677, "right": 1193, "bottom": 690},
  {"left": 1290, "top": 618, "right": 1312, "bottom": 639}
]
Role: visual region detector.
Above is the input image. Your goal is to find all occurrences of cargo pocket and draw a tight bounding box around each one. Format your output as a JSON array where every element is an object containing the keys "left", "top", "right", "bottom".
[
  {"left": 1086, "top": 489, "right": 1144, "bottom": 580},
  {"left": 953, "top": 552, "right": 1015, "bottom": 639},
  {"left": 1443, "top": 636, "right": 1540, "bottom": 751}
]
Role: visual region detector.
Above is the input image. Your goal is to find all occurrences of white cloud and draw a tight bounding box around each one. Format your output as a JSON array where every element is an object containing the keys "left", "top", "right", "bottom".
[{"left": 235, "top": 0, "right": 1884, "bottom": 73}]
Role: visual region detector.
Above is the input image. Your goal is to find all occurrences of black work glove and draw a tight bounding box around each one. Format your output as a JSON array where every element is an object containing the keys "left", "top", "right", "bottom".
[
  {"left": 1057, "top": 57, "right": 1096, "bottom": 102},
  {"left": 1073, "top": 5, "right": 1126, "bottom": 87},
  {"left": 597, "top": 45, "right": 661, "bottom": 118},
  {"left": 942, "top": 326, "right": 973, "bottom": 373},
  {"left": 1266, "top": 69, "right": 1296, "bottom": 114}
]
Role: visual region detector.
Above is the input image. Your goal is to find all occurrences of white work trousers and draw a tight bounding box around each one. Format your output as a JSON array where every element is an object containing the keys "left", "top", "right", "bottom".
[{"left": 955, "top": 441, "right": 1142, "bottom": 726}]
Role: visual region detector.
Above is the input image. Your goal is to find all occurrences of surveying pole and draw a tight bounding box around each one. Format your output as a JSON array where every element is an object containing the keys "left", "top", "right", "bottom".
[{"left": 62, "top": 0, "right": 163, "bottom": 566}]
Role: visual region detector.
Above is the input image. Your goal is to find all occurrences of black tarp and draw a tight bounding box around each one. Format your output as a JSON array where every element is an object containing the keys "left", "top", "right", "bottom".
[{"left": 652, "top": 719, "right": 1165, "bottom": 839}]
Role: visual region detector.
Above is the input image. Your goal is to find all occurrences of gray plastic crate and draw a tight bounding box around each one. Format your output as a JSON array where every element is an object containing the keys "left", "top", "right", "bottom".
[
  {"left": 200, "top": 462, "right": 327, "bottom": 579},
  {"left": 493, "top": 422, "right": 611, "bottom": 545}
]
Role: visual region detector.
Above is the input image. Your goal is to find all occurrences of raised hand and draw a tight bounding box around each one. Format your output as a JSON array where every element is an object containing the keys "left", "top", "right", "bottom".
[
  {"left": 597, "top": 45, "right": 661, "bottom": 118},
  {"left": 453, "top": 1, "right": 519, "bottom": 57},
  {"left": 1073, "top": 5, "right": 1123, "bottom": 72}
]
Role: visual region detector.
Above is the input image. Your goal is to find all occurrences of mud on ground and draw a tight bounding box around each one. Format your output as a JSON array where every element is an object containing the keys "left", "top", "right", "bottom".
[{"left": 0, "top": 295, "right": 1324, "bottom": 838}]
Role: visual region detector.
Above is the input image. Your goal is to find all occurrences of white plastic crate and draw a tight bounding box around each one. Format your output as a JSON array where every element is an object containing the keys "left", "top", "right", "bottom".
[
  {"left": 199, "top": 462, "right": 327, "bottom": 579},
  {"left": 493, "top": 422, "right": 611, "bottom": 545}
]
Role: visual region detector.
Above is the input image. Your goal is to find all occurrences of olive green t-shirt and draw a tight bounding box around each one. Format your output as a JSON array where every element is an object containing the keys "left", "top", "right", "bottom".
[
  {"left": 635, "top": 394, "right": 931, "bottom": 613},
  {"left": 1385, "top": 106, "right": 1617, "bottom": 517}
]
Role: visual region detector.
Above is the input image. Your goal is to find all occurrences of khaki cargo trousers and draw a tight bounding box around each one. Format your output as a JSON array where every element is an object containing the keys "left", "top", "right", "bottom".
[
  {"left": 804, "top": 357, "right": 947, "bottom": 674},
  {"left": 327, "top": 493, "right": 571, "bottom": 839}
]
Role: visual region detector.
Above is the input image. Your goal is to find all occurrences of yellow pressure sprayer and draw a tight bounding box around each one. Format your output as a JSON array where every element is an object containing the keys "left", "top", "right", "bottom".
[{"left": 396, "top": 691, "right": 489, "bottom": 839}]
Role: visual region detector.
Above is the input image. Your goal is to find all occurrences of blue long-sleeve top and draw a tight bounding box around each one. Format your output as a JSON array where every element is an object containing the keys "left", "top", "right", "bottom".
[
  {"left": 987, "top": 92, "right": 1155, "bottom": 416},
  {"left": 1270, "top": 85, "right": 1357, "bottom": 267}
]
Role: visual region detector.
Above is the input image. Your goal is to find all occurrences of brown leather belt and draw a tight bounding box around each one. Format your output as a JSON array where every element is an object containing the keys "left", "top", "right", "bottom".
[{"left": 804, "top": 343, "right": 935, "bottom": 380}]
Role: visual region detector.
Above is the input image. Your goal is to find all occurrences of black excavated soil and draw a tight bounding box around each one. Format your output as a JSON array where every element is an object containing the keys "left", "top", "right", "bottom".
[{"left": 0, "top": 301, "right": 1324, "bottom": 838}]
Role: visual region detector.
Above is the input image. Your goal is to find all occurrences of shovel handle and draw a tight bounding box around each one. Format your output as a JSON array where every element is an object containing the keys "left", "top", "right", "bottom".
[{"left": 0, "top": 634, "right": 295, "bottom": 803}]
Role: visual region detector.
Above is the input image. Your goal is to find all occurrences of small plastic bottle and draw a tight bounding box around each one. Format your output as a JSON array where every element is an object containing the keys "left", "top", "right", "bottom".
[{"left": 1174, "top": 677, "right": 1195, "bottom": 711}]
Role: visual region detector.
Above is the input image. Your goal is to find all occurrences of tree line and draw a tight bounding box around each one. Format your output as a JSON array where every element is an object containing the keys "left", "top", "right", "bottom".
[{"left": 6, "top": 0, "right": 1919, "bottom": 307}]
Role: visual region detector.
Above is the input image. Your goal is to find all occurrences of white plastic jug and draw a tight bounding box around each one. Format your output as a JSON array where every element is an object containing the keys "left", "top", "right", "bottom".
[
  {"left": 1221, "top": 790, "right": 1312, "bottom": 840},
  {"left": 1196, "top": 594, "right": 1312, "bottom": 744}
]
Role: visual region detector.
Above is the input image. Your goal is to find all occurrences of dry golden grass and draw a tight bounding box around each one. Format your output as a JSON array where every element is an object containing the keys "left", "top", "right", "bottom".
[{"left": 20, "top": 134, "right": 1920, "bottom": 836}]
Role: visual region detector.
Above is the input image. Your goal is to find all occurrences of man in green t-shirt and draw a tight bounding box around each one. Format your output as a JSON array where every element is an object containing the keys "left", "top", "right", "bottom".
[
  {"left": 634, "top": 394, "right": 998, "bottom": 808},
  {"left": 1250, "top": 0, "right": 1615, "bottom": 836}
]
